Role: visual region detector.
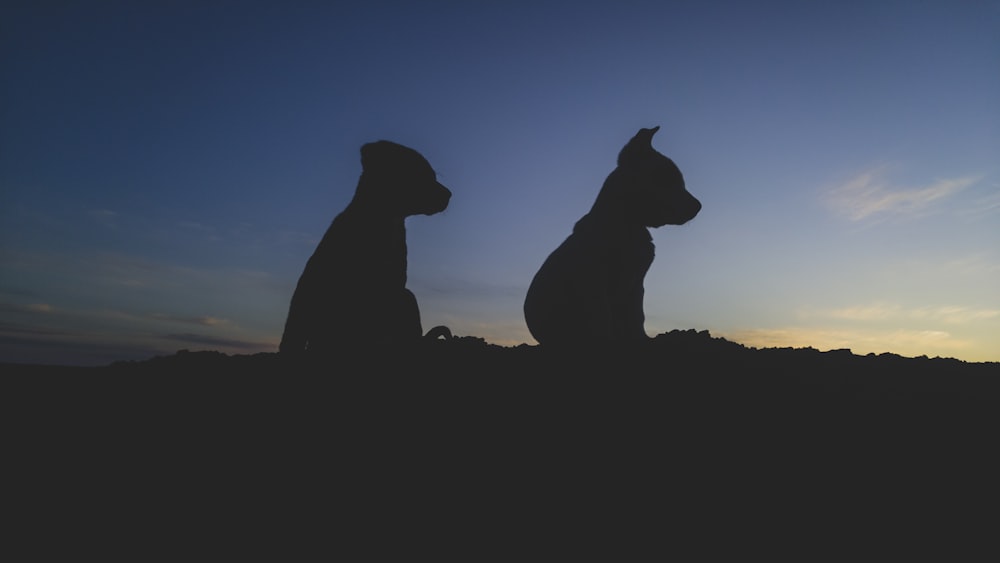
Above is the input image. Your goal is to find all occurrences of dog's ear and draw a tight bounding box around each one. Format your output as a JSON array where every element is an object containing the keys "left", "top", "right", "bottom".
[
  {"left": 360, "top": 140, "right": 434, "bottom": 179},
  {"left": 360, "top": 141, "right": 392, "bottom": 172},
  {"left": 618, "top": 126, "right": 660, "bottom": 167}
]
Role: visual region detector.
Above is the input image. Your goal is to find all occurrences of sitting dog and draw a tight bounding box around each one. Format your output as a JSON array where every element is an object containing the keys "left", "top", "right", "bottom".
[
  {"left": 279, "top": 140, "right": 451, "bottom": 355},
  {"left": 523, "top": 126, "right": 701, "bottom": 348}
]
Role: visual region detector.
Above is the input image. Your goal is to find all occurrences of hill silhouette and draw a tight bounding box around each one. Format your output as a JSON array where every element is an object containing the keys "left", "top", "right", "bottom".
[
  {"left": 7, "top": 329, "right": 997, "bottom": 548},
  {"left": 10, "top": 329, "right": 997, "bottom": 400}
]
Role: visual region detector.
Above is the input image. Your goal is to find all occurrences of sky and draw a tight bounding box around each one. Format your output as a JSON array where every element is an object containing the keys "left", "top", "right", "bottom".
[{"left": 1, "top": 0, "right": 998, "bottom": 365}]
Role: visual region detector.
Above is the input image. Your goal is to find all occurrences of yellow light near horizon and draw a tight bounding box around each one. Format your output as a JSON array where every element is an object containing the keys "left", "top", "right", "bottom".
[{"left": 721, "top": 327, "right": 999, "bottom": 363}]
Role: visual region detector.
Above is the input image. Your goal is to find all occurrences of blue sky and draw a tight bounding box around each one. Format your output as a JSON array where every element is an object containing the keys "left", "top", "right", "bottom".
[{"left": 2, "top": 0, "right": 998, "bottom": 365}]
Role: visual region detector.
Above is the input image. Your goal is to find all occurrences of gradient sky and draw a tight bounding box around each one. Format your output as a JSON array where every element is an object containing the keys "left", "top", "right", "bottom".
[{"left": 2, "top": 0, "right": 998, "bottom": 365}]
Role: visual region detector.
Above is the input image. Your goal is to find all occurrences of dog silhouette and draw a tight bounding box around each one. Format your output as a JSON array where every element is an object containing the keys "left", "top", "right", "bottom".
[
  {"left": 523, "top": 126, "right": 701, "bottom": 348},
  {"left": 280, "top": 140, "right": 451, "bottom": 355}
]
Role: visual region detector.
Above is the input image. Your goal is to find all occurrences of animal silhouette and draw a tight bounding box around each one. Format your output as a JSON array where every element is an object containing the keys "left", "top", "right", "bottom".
[
  {"left": 523, "top": 126, "right": 701, "bottom": 348},
  {"left": 279, "top": 140, "right": 451, "bottom": 355}
]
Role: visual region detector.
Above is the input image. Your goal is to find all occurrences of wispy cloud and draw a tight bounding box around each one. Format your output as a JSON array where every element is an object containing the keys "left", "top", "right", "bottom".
[
  {"left": 149, "top": 313, "right": 230, "bottom": 326},
  {"left": 826, "top": 302, "right": 902, "bottom": 321},
  {"left": 0, "top": 303, "right": 276, "bottom": 365},
  {"left": 805, "top": 302, "right": 1000, "bottom": 325},
  {"left": 0, "top": 321, "right": 173, "bottom": 366},
  {"left": 1, "top": 303, "right": 238, "bottom": 334},
  {"left": 73, "top": 251, "right": 285, "bottom": 296},
  {"left": 909, "top": 306, "right": 1000, "bottom": 324},
  {"left": 177, "top": 220, "right": 224, "bottom": 242},
  {"left": 67, "top": 307, "right": 243, "bottom": 334},
  {"left": 0, "top": 287, "right": 43, "bottom": 299},
  {"left": 0, "top": 302, "right": 55, "bottom": 314},
  {"left": 723, "top": 327, "right": 974, "bottom": 359},
  {"left": 826, "top": 166, "right": 979, "bottom": 221},
  {"left": 0, "top": 321, "right": 71, "bottom": 337},
  {"left": 87, "top": 208, "right": 118, "bottom": 225},
  {"left": 164, "top": 333, "right": 274, "bottom": 351},
  {"left": 937, "top": 254, "right": 1000, "bottom": 277},
  {"left": 959, "top": 184, "right": 1000, "bottom": 220}
]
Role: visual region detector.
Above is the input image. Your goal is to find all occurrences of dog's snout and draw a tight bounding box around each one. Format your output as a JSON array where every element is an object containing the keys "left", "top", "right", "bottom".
[
  {"left": 679, "top": 194, "right": 701, "bottom": 224},
  {"left": 438, "top": 183, "right": 452, "bottom": 206},
  {"left": 418, "top": 181, "right": 451, "bottom": 215},
  {"left": 649, "top": 190, "right": 701, "bottom": 226}
]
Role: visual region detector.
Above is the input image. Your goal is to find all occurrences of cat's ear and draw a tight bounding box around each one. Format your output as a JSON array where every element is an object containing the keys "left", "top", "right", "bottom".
[{"left": 618, "top": 126, "right": 660, "bottom": 166}]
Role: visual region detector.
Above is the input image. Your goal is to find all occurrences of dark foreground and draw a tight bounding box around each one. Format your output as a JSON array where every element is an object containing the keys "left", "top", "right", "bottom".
[{"left": 6, "top": 330, "right": 999, "bottom": 555}]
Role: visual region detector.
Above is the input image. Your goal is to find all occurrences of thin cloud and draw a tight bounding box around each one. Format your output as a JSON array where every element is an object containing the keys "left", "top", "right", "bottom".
[
  {"left": 808, "top": 302, "right": 1000, "bottom": 325},
  {"left": 827, "top": 302, "right": 901, "bottom": 321},
  {"left": 149, "top": 313, "right": 230, "bottom": 327},
  {"left": 0, "top": 303, "right": 275, "bottom": 364},
  {"left": 877, "top": 254, "right": 1000, "bottom": 280},
  {"left": 88, "top": 208, "right": 117, "bottom": 222},
  {"left": 0, "top": 302, "right": 55, "bottom": 314},
  {"left": 827, "top": 167, "right": 978, "bottom": 221},
  {"left": 0, "top": 331, "right": 171, "bottom": 366},
  {"left": 910, "top": 306, "right": 1000, "bottom": 324},
  {"left": 978, "top": 188, "right": 1000, "bottom": 212},
  {"left": 84, "top": 208, "right": 120, "bottom": 231},
  {"left": 79, "top": 308, "right": 237, "bottom": 330},
  {"left": 164, "top": 333, "right": 273, "bottom": 351},
  {"left": 76, "top": 251, "right": 284, "bottom": 296},
  {"left": 178, "top": 220, "right": 224, "bottom": 242},
  {"left": 0, "top": 321, "right": 71, "bottom": 337},
  {"left": 959, "top": 185, "right": 1000, "bottom": 219},
  {"left": 276, "top": 229, "right": 320, "bottom": 247},
  {"left": 723, "top": 327, "right": 973, "bottom": 359},
  {"left": 0, "top": 287, "right": 42, "bottom": 299},
  {"left": 938, "top": 254, "right": 1000, "bottom": 276}
]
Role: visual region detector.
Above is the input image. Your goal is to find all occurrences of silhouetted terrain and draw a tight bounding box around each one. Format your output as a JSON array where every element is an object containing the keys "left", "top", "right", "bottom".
[
  {"left": 8, "top": 329, "right": 998, "bottom": 399},
  {"left": 6, "top": 329, "right": 998, "bottom": 549}
]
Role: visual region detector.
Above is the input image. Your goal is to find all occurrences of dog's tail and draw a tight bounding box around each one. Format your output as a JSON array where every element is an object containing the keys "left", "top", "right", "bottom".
[{"left": 424, "top": 325, "right": 453, "bottom": 340}]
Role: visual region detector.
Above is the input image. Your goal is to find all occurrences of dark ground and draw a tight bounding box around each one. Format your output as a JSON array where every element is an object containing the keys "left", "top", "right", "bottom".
[{"left": 5, "top": 330, "right": 998, "bottom": 555}]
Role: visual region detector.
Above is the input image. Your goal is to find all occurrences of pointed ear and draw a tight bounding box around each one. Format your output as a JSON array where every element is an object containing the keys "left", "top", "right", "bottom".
[
  {"left": 635, "top": 126, "right": 660, "bottom": 146},
  {"left": 618, "top": 126, "right": 661, "bottom": 166},
  {"left": 360, "top": 141, "right": 387, "bottom": 171}
]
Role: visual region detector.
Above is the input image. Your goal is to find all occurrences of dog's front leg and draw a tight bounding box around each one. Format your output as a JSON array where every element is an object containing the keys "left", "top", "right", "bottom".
[
  {"left": 622, "top": 283, "right": 649, "bottom": 341},
  {"left": 398, "top": 288, "right": 424, "bottom": 340},
  {"left": 580, "top": 286, "right": 614, "bottom": 344}
]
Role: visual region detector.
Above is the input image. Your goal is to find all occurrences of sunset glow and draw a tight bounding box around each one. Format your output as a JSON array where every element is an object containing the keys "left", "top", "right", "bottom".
[{"left": 2, "top": 1, "right": 997, "bottom": 365}]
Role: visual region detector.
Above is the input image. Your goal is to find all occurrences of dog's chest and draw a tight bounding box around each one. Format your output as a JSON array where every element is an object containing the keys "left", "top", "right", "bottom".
[
  {"left": 579, "top": 224, "right": 653, "bottom": 272},
  {"left": 318, "top": 216, "right": 408, "bottom": 287},
  {"left": 363, "top": 222, "right": 408, "bottom": 282},
  {"left": 604, "top": 236, "right": 654, "bottom": 288},
  {"left": 554, "top": 226, "right": 654, "bottom": 290}
]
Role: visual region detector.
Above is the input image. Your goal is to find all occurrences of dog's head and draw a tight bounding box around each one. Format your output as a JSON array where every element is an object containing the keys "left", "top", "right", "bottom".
[
  {"left": 357, "top": 141, "right": 451, "bottom": 217},
  {"left": 609, "top": 126, "right": 701, "bottom": 228}
]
